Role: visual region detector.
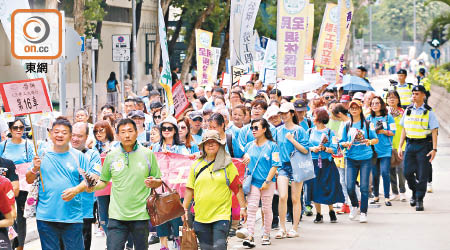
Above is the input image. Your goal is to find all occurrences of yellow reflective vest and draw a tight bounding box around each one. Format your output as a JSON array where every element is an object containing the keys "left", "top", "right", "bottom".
[
  {"left": 404, "top": 108, "right": 431, "bottom": 139},
  {"left": 397, "top": 84, "right": 413, "bottom": 107}
]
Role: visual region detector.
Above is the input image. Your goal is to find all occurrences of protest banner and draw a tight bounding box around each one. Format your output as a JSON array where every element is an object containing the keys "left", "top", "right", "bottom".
[
  {"left": 153, "top": 152, "right": 246, "bottom": 203},
  {"left": 231, "top": 66, "right": 245, "bottom": 86},
  {"left": 210, "top": 47, "right": 222, "bottom": 84},
  {"left": 230, "top": 0, "right": 261, "bottom": 66},
  {"left": 305, "top": 3, "right": 315, "bottom": 57},
  {"left": 314, "top": 3, "right": 338, "bottom": 69},
  {"left": 335, "top": 0, "right": 354, "bottom": 78},
  {"left": 196, "top": 29, "right": 213, "bottom": 86},
  {"left": 263, "top": 69, "right": 277, "bottom": 84},
  {"left": 321, "top": 69, "right": 337, "bottom": 85},
  {"left": 276, "top": 0, "right": 309, "bottom": 80},
  {"left": 158, "top": 0, "right": 174, "bottom": 114},
  {"left": 239, "top": 74, "right": 254, "bottom": 87},
  {"left": 0, "top": 78, "right": 52, "bottom": 191},
  {"left": 171, "top": 81, "right": 190, "bottom": 119}
]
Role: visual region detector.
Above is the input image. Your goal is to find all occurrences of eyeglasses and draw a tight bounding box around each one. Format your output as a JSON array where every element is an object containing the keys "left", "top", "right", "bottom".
[
  {"left": 371, "top": 102, "right": 381, "bottom": 106},
  {"left": 161, "top": 126, "right": 174, "bottom": 132},
  {"left": 324, "top": 96, "right": 335, "bottom": 100},
  {"left": 192, "top": 117, "right": 203, "bottom": 122},
  {"left": 11, "top": 126, "right": 24, "bottom": 131},
  {"left": 250, "top": 126, "right": 260, "bottom": 131},
  {"left": 153, "top": 115, "right": 162, "bottom": 120},
  {"left": 94, "top": 128, "right": 105, "bottom": 134},
  {"left": 178, "top": 126, "right": 187, "bottom": 130}
]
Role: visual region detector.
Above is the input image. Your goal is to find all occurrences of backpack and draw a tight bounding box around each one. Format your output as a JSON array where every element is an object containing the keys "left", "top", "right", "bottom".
[{"left": 107, "top": 80, "right": 117, "bottom": 91}]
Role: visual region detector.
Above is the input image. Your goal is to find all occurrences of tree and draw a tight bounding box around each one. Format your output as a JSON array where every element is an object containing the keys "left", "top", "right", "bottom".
[
  {"left": 151, "top": 0, "right": 172, "bottom": 88},
  {"left": 425, "top": 0, "right": 450, "bottom": 44}
]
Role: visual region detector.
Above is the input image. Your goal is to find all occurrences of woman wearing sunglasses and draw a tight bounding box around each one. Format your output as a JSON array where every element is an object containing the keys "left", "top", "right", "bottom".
[
  {"left": 308, "top": 108, "right": 344, "bottom": 223},
  {"left": 241, "top": 118, "right": 280, "bottom": 247},
  {"left": 274, "top": 102, "right": 309, "bottom": 239},
  {"left": 151, "top": 116, "right": 188, "bottom": 250},
  {"left": 0, "top": 117, "right": 34, "bottom": 250},
  {"left": 367, "top": 96, "right": 396, "bottom": 206},
  {"left": 178, "top": 118, "right": 199, "bottom": 154},
  {"left": 340, "top": 100, "right": 378, "bottom": 223}
]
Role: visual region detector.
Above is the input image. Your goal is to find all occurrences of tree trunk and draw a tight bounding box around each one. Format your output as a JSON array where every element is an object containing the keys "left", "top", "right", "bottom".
[
  {"left": 168, "top": 8, "right": 185, "bottom": 58},
  {"left": 151, "top": 0, "right": 172, "bottom": 88},
  {"left": 45, "top": 0, "right": 59, "bottom": 101},
  {"left": 127, "top": 1, "right": 143, "bottom": 77},
  {"left": 179, "top": 0, "right": 217, "bottom": 84},
  {"left": 218, "top": 31, "right": 229, "bottom": 74}
]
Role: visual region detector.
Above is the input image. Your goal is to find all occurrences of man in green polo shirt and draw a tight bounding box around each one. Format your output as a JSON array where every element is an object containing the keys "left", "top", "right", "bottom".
[{"left": 90, "top": 118, "right": 162, "bottom": 250}]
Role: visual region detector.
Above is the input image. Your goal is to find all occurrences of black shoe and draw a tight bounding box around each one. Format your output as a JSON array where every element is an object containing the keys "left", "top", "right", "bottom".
[
  {"left": 148, "top": 233, "right": 160, "bottom": 245},
  {"left": 329, "top": 210, "right": 337, "bottom": 223},
  {"left": 416, "top": 201, "right": 424, "bottom": 211},
  {"left": 305, "top": 205, "right": 314, "bottom": 216},
  {"left": 243, "top": 237, "right": 256, "bottom": 248},
  {"left": 229, "top": 228, "right": 236, "bottom": 237},
  {"left": 385, "top": 201, "right": 392, "bottom": 206},
  {"left": 314, "top": 213, "right": 323, "bottom": 223},
  {"left": 410, "top": 197, "right": 416, "bottom": 207},
  {"left": 271, "top": 222, "right": 279, "bottom": 230}
]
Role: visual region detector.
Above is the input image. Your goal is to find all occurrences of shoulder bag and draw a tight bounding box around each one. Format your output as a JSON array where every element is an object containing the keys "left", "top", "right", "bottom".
[
  {"left": 243, "top": 143, "right": 266, "bottom": 195},
  {"left": 290, "top": 128, "right": 315, "bottom": 183}
]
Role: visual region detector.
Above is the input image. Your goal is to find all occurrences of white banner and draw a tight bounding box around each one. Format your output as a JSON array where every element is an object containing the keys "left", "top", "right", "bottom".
[
  {"left": 158, "top": 0, "right": 174, "bottom": 114},
  {"left": 210, "top": 47, "right": 221, "bottom": 84},
  {"left": 230, "top": 0, "right": 261, "bottom": 66}
]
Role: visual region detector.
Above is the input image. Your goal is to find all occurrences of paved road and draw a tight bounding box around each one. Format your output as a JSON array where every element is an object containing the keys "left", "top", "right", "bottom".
[{"left": 26, "top": 75, "right": 450, "bottom": 249}]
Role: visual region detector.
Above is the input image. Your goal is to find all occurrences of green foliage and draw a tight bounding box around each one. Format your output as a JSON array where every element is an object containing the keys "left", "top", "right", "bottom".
[
  {"left": 84, "top": 0, "right": 107, "bottom": 40},
  {"left": 427, "top": 65, "right": 450, "bottom": 92}
]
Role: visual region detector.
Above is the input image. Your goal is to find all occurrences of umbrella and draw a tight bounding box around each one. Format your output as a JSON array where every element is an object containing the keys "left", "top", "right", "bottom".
[
  {"left": 276, "top": 73, "right": 328, "bottom": 96},
  {"left": 342, "top": 75, "right": 375, "bottom": 92}
]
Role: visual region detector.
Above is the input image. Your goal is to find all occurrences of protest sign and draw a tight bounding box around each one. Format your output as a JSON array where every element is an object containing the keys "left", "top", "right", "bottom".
[
  {"left": 210, "top": 47, "right": 222, "bottom": 84},
  {"left": 196, "top": 29, "right": 213, "bottom": 86},
  {"left": 231, "top": 66, "right": 245, "bottom": 86},
  {"left": 230, "top": 0, "right": 261, "bottom": 66},
  {"left": 305, "top": 3, "right": 315, "bottom": 57},
  {"left": 263, "top": 69, "right": 277, "bottom": 85},
  {"left": 335, "top": 0, "right": 354, "bottom": 78},
  {"left": 0, "top": 78, "right": 52, "bottom": 116},
  {"left": 158, "top": 0, "right": 174, "bottom": 114},
  {"left": 314, "top": 3, "right": 338, "bottom": 69},
  {"left": 321, "top": 69, "right": 337, "bottom": 85},
  {"left": 171, "top": 81, "right": 190, "bottom": 119},
  {"left": 239, "top": 74, "right": 254, "bottom": 87},
  {"left": 304, "top": 59, "right": 315, "bottom": 74},
  {"left": 276, "top": 0, "right": 309, "bottom": 80}
]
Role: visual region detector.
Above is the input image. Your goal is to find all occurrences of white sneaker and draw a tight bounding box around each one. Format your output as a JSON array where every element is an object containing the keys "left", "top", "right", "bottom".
[
  {"left": 400, "top": 193, "right": 407, "bottom": 202},
  {"left": 349, "top": 206, "right": 358, "bottom": 220},
  {"left": 390, "top": 194, "right": 400, "bottom": 201},
  {"left": 359, "top": 213, "right": 368, "bottom": 223},
  {"left": 236, "top": 228, "right": 249, "bottom": 239},
  {"left": 427, "top": 183, "right": 433, "bottom": 193}
]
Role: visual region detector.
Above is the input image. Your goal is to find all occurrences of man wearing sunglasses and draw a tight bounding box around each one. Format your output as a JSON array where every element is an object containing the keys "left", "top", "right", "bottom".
[
  {"left": 189, "top": 111, "right": 204, "bottom": 145},
  {"left": 322, "top": 89, "right": 336, "bottom": 105}
]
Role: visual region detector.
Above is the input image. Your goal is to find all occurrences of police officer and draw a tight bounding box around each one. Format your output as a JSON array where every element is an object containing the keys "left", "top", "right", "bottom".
[
  {"left": 398, "top": 85, "right": 439, "bottom": 211},
  {"left": 396, "top": 69, "right": 414, "bottom": 108}
]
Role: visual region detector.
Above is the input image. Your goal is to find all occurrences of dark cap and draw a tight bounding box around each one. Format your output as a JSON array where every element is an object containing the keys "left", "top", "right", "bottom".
[
  {"left": 294, "top": 99, "right": 308, "bottom": 111},
  {"left": 189, "top": 111, "right": 203, "bottom": 120},
  {"left": 185, "top": 86, "right": 195, "bottom": 93},
  {"left": 397, "top": 69, "right": 407, "bottom": 75},
  {"left": 412, "top": 85, "right": 427, "bottom": 93},
  {"left": 357, "top": 66, "right": 367, "bottom": 72},
  {"left": 149, "top": 101, "right": 163, "bottom": 110},
  {"left": 127, "top": 110, "right": 145, "bottom": 119}
]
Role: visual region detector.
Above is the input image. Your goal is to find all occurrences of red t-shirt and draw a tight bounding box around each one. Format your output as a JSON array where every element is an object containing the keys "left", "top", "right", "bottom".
[{"left": 0, "top": 176, "right": 14, "bottom": 215}]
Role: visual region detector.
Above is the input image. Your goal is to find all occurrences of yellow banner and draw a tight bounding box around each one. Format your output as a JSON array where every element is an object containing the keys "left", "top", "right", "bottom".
[
  {"left": 276, "top": 0, "right": 309, "bottom": 81},
  {"left": 195, "top": 29, "right": 213, "bottom": 86},
  {"left": 335, "top": 0, "right": 354, "bottom": 78},
  {"left": 314, "top": 3, "right": 338, "bottom": 69},
  {"left": 305, "top": 3, "right": 314, "bottom": 58}
]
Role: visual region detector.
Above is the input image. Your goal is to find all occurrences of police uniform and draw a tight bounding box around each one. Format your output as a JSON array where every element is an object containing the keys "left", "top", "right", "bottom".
[
  {"left": 396, "top": 69, "right": 414, "bottom": 108},
  {"left": 400, "top": 85, "right": 439, "bottom": 210}
]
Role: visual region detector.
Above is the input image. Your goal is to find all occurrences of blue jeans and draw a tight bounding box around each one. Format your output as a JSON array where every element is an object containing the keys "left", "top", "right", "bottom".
[
  {"left": 338, "top": 167, "right": 349, "bottom": 203},
  {"left": 97, "top": 195, "right": 109, "bottom": 235},
  {"left": 193, "top": 220, "right": 229, "bottom": 250},
  {"left": 107, "top": 219, "right": 149, "bottom": 250},
  {"left": 37, "top": 220, "right": 84, "bottom": 250},
  {"left": 346, "top": 158, "right": 371, "bottom": 213},
  {"left": 156, "top": 217, "right": 183, "bottom": 237},
  {"left": 372, "top": 157, "right": 391, "bottom": 199}
]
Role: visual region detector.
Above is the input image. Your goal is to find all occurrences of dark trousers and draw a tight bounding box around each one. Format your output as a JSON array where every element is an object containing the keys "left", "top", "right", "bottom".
[
  {"left": 14, "top": 191, "right": 28, "bottom": 247},
  {"left": 271, "top": 194, "right": 279, "bottom": 225},
  {"left": 404, "top": 141, "right": 431, "bottom": 201},
  {"left": 193, "top": 220, "right": 229, "bottom": 250},
  {"left": 82, "top": 218, "right": 95, "bottom": 250},
  {"left": 107, "top": 219, "right": 149, "bottom": 250}
]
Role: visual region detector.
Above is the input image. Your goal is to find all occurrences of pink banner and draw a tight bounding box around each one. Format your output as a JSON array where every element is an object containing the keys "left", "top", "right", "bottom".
[{"left": 15, "top": 162, "right": 32, "bottom": 192}]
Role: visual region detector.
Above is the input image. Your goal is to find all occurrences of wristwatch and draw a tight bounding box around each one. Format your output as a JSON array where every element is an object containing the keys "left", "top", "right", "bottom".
[
  {"left": 264, "top": 180, "right": 271, "bottom": 184},
  {"left": 433, "top": 149, "right": 437, "bottom": 152}
]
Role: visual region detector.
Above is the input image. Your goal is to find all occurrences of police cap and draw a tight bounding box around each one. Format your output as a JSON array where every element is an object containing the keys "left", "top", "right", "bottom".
[
  {"left": 397, "top": 69, "right": 407, "bottom": 75},
  {"left": 411, "top": 85, "right": 427, "bottom": 93}
]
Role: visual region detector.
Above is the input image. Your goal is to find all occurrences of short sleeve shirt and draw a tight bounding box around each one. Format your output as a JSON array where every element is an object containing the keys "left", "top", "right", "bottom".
[
  {"left": 244, "top": 140, "right": 281, "bottom": 188},
  {"left": 186, "top": 160, "right": 238, "bottom": 223}
]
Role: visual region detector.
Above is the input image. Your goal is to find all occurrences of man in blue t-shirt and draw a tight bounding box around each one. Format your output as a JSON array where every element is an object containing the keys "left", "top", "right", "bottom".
[
  {"left": 71, "top": 122, "right": 101, "bottom": 250},
  {"left": 26, "top": 117, "right": 89, "bottom": 250}
]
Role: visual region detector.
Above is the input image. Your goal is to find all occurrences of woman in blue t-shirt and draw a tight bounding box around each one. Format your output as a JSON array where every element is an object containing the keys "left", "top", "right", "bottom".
[
  {"left": 340, "top": 100, "right": 378, "bottom": 223},
  {"left": 308, "top": 108, "right": 344, "bottom": 224},
  {"left": 367, "top": 96, "right": 396, "bottom": 206},
  {"left": 0, "top": 117, "right": 34, "bottom": 250},
  {"left": 241, "top": 118, "right": 280, "bottom": 247},
  {"left": 275, "top": 102, "right": 309, "bottom": 239}
]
